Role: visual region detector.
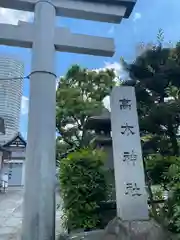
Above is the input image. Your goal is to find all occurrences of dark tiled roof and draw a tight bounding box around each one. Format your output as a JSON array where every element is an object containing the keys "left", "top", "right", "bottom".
[
  {"left": 3, "top": 132, "right": 26, "bottom": 147},
  {"left": 85, "top": 108, "right": 111, "bottom": 130}
]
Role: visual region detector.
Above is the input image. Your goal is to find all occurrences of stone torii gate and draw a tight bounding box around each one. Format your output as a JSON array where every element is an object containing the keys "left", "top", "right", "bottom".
[{"left": 0, "top": 0, "right": 136, "bottom": 239}]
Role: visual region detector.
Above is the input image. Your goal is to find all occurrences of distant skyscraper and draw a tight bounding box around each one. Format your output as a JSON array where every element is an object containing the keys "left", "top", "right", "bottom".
[{"left": 0, "top": 56, "right": 24, "bottom": 144}]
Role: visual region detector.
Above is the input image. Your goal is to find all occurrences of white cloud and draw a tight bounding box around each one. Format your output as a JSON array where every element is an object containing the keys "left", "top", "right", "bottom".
[
  {"left": 90, "top": 61, "right": 131, "bottom": 111},
  {"left": 0, "top": 7, "right": 33, "bottom": 25},
  {"left": 103, "top": 95, "right": 111, "bottom": 111},
  {"left": 104, "top": 61, "right": 130, "bottom": 81},
  {"left": 102, "top": 61, "right": 130, "bottom": 111},
  {"left": 21, "top": 96, "right": 29, "bottom": 115},
  {"left": 108, "top": 26, "right": 115, "bottom": 35},
  {"left": 56, "top": 77, "right": 62, "bottom": 90},
  {"left": 133, "top": 12, "right": 142, "bottom": 22},
  {"left": 102, "top": 62, "right": 122, "bottom": 110},
  {"left": 104, "top": 61, "right": 123, "bottom": 75}
]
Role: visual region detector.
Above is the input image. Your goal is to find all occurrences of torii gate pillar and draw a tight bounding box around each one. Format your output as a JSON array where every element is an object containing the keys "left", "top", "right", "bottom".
[{"left": 22, "top": 2, "right": 56, "bottom": 240}]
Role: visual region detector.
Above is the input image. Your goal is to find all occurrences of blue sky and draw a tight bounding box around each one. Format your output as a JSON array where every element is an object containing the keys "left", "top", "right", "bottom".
[{"left": 0, "top": 0, "right": 180, "bottom": 139}]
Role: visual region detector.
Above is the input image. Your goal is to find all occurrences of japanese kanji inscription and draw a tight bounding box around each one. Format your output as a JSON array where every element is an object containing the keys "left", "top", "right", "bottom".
[
  {"left": 119, "top": 98, "right": 132, "bottom": 110},
  {"left": 123, "top": 150, "right": 137, "bottom": 166},
  {"left": 110, "top": 86, "right": 149, "bottom": 221},
  {"left": 121, "top": 123, "right": 135, "bottom": 135}
]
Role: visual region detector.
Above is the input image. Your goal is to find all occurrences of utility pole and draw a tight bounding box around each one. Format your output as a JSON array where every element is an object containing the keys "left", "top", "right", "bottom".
[{"left": 0, "top": 0, "right": 136, "bottom": 239}]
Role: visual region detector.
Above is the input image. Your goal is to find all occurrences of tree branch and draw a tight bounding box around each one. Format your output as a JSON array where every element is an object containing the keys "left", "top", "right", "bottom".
[
  {"left": 72, "top": 115, "right": 82, "bottom": 130},
  {"left": 143, "top": 156, "right": 160, "bottom": 222},
  {"left": 59, "top": 128, "right": 77, "bottom": 148}
]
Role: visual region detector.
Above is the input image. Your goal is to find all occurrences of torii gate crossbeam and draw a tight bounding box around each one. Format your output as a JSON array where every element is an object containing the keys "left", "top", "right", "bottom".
[
  {"left": 0, "top": 22, "right": 115, "bottom": 56},
  {"left": 1, "top": 0, "right": 136, "bottom": 22},
  {"left": 0, "top": 0, "right": 137, "bottom": 239}
]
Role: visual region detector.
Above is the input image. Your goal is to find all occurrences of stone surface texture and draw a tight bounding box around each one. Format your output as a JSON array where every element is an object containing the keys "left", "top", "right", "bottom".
[
  {"left": 102, "top": 217, "right": 174, "bottom": 240},
  {"left": 0, "top": 188, "right": 23, "bottom": 240},
  {"left": 61, "top": 217, "right": 177, "bottom": 240},
  {"left": 0, "top": 187, "right": 63, "bottom": 240}
]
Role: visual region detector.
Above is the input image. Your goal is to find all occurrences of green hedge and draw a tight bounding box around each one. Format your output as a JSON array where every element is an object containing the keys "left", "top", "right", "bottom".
[{"left": 59, "top": 147, "right": 108, "bottom": 231}]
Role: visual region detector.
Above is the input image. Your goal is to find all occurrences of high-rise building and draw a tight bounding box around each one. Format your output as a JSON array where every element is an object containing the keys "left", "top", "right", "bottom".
[{"left": 0, "top": 56, "right": 24, "bottom": 144}]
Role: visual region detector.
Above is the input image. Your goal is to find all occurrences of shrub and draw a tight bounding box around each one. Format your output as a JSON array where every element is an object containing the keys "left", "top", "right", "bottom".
[
  {"left": 166, "top": 161, "right": 180, "bottom": 233},
  {"left": 146, "top": 154, "right": 177, "bottom": 186},
  {"left": 148, "top": 156, "right": 180, "bottom": 234},
  {"left": 59, "top": 147, "right": 108, "bottom": 231}
]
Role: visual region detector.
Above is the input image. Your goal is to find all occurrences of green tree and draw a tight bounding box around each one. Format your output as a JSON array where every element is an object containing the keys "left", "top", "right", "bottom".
[
  {"left": 122, "top": 37, "right": 180, "bottom": 229},
  {"left": 122, "top": 40, "right": 180, "bottom": 158},
  {"left": 56, "top": 64, "right": 115, "bottom": 159}
]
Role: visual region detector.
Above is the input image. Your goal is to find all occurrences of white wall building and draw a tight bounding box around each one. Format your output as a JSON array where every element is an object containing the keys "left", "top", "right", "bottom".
[
  {"left": 2, "top": 132, "right": 26, "bottom": 186},
  {"left": 0, "top": 56, "right": 24, "bottom": 144}
]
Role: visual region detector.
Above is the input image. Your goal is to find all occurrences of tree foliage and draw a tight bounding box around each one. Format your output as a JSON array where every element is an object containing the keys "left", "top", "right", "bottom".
[
  {"left": 122, "top": 39, "right": 180, "bottom": 158},
  {"left": 166, "top": 161, "right": 180, "bottom": 232},
  {"left": 59, "top": 148, "right": 108, "bottom": 230},
  {"left": 56, "top": 65, "right": 115, "bottom": 158}
]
